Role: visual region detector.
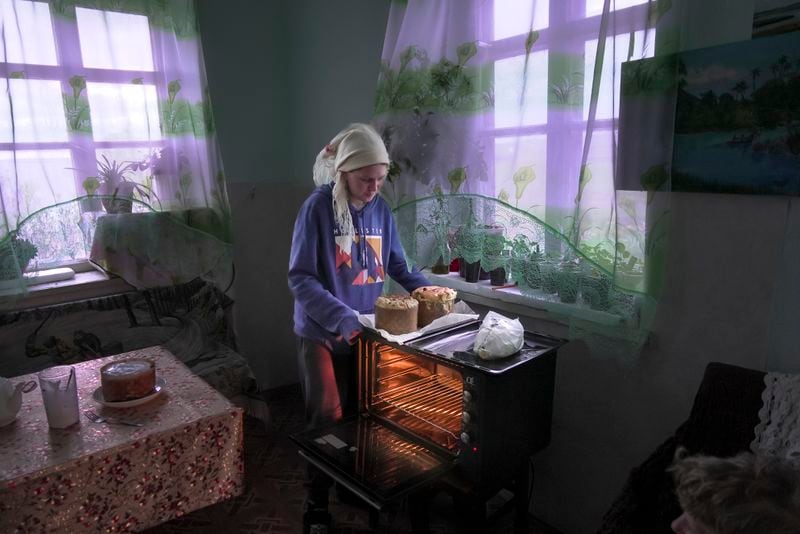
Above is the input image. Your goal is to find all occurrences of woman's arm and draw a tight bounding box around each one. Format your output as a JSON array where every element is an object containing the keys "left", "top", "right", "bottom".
[{"left": 288, "top": 198, "right": 361, "bottom": 340}]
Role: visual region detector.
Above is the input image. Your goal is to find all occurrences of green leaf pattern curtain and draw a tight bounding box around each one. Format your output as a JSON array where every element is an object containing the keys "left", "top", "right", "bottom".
[
  {"left": 0, "top": 0, "right": 231, "bottom": 292},
  {"left": 375, "top": 0, "right": 678, "bottom": 358}
]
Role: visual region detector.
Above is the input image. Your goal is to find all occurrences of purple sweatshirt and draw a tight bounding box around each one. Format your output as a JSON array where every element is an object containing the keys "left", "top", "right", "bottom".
[{"left": 288, "top": 184, "right": 429, "bottom": 351}]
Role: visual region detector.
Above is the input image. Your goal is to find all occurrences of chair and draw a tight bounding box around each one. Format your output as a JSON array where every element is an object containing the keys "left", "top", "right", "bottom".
[{"left": 597, "top": 362, "right": 766, "bottom": 533}]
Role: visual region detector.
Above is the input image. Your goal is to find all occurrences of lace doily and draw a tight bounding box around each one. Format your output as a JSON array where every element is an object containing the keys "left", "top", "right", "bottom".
[{"left": 751, "top": 372, "right": 800, "bottom": 461}]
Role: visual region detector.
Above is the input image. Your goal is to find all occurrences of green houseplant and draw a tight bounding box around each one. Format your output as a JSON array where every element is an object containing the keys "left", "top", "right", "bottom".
[
  {"left": 482, "top": 228, "right": 509, "bottom": 286},
  {"left": 0, "top": 234, "right": 38, "bottom": 281},
  {"left": 82, "top": 155, "right": 160, "bottom": 214}
]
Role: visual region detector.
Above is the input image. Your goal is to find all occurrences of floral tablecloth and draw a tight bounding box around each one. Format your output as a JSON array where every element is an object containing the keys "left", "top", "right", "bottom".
[{"left": 0, "top": 346, "right": 244, "bottom": 533}]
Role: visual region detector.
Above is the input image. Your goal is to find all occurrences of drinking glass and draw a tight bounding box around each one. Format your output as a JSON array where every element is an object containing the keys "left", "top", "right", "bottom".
[{"left": 38, "top": 365, "right": 80, "bottom": 429}]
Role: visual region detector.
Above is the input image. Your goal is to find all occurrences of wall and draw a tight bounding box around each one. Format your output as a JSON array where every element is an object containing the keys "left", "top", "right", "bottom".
[
  {"left": 529, "top": 3, "right": 800, "bottom": 532},
  {"left": 197, "top": 0, "right": 392, "bottom": 389},
  {"left": 199, "top": 1, "right": 798, "bottom": 533}
]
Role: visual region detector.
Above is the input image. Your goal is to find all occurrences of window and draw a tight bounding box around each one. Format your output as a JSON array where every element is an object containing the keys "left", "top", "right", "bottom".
[
  {"left": 483, "top": 0, "right": 654, "bottom": 263},
  {"left": 0, "top": 1, "right": 164, "bottom": 270}
]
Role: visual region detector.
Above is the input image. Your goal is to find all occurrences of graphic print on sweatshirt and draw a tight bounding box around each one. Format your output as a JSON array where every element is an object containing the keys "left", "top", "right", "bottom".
[{"left": 334, "top": 228, "right": 385, "bottom": 286}]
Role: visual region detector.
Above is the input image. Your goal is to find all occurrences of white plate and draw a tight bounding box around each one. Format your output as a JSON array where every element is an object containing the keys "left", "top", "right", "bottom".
[{"left": 92, "top": 377, "right": 166, "bottom": 408}]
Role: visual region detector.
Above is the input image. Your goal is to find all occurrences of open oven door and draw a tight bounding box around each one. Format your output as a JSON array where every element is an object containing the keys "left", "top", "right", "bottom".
[{"left": 291, "top": 414, "right": 455, "bottom": 510}]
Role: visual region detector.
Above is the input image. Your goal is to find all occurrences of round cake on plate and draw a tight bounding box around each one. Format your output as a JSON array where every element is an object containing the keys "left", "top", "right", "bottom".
[
  {"left": 374, "top": 295, "right": 419, "bottom": 335},
  {"left": 412, "top": 286, "right": 457, "bottom": 328},
  {"left": 100, "top": 359, "right": 156, "bottom": 402}
]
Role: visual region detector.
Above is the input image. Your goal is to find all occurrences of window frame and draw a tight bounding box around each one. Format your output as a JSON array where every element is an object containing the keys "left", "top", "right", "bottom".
[
  {"left": 480, "top": 0, "right": 654, "bottom": 235},
  {"left": 0, "top": 1, "right": 168, "bottom": 271}
]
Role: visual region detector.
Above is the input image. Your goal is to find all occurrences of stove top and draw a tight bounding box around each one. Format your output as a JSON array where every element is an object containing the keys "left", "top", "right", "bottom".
[{"left": 404, "top": 320, "right": 564, "bottom": 374}]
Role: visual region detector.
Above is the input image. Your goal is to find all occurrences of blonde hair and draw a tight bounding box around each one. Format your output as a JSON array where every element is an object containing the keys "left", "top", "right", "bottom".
[
  {"left": 312, "top": 123, "right": 389, "bottom": 253},
  {"left": 670, "top": 448, "right": 800, "bottom": 534}
]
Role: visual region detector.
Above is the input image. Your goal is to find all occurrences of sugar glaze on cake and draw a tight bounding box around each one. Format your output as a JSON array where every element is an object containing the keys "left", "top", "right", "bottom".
[
  {"left": 412, "top": 285, "right": 457, "bottom": 327},
  {"left": 100, "top": 359, "right": 156, "bottom": 402}
]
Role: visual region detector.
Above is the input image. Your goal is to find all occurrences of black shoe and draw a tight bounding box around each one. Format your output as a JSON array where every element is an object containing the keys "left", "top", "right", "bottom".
[{"left": 303, "top": 509, "right": 332, "bottom": 534}]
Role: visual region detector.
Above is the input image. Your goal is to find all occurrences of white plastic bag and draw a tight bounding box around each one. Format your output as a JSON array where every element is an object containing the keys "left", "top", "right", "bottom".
[{"left": 473, "top": 311, "right": 524, "bottom": 360}]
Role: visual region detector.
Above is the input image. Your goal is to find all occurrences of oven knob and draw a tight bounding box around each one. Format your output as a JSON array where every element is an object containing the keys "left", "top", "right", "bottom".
[
  {"left": 462, "top": 411, "right": 474, "bottom": 424},
  {"left": 460, "top": 431, "right": 474, "bottom": 444},
  {"left": 463, "top": 390, "right": 474, "bottom": 403}
]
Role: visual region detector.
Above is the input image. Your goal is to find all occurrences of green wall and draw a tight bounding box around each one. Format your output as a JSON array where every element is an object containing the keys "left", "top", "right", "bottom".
[{"left": 198, "top": 0, "right": 391, "bottom": 184}]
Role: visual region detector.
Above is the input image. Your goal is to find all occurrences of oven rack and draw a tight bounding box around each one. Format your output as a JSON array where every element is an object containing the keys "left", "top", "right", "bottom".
[
  {"left": 372, "top": 374, "right": 462, "bottom": 442},
  {"left": 355, "top": 423, "right": 441, "bottom": 488}
]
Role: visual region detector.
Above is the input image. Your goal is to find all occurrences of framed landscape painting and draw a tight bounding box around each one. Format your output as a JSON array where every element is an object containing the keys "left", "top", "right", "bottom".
[
  {"left": 753, "top": 0, "right": 800, "bottom": 38},
  {"left": 671, "top": 31, "right": 800, "bottom": 196}
]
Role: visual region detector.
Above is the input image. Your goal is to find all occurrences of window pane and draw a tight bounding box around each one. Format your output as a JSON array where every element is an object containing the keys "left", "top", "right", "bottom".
[
  {"left": 0, "top": 0, "right": 57, "bottom": 65},
  {"left": 494, "top": 51, "right": 549, "bottom": 128},
  {"left": 577, "top": 130, "right": 615, "bottom": 245},
  {"left": 86, "top": 82, "right": 161, "bottom": 141},
  {"left": 0, "top": 149, "right": 76, "bottom": 224},
  {"left": 0, "top": 79, "right": 68, "bottom": 142},
  {"left": 493, "top": 0, "right": 548, "bottom": 40},
  {"left": 583, "top": 30, "right": 655, "bottom": 120},
  {"left": 586, "top": 0, "right": 648, "bottom": 17},
  {"left": 494, "top": 135, "right": 547, "bottom": 219},
  {"left": 75, "top": 7, "right": 154, "bottom": 71}
]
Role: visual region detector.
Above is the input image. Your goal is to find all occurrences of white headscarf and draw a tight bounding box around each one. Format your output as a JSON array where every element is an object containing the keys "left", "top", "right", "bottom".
[{"left": 312, "top": 123, "right": 389, "bottom": 254}]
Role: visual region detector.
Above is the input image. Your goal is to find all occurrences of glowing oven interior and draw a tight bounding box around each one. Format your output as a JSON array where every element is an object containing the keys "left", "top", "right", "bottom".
[{"left": 365, "top": 343, "right": 464, "bottom": 453}]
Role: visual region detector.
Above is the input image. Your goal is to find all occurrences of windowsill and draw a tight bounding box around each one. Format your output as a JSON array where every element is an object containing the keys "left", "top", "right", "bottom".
[
  {"left": 427, "top": 271, "right": 631, "bottom": 329},
  {"left": 0, "top": 265, "right": 136, "bottom": 312}
]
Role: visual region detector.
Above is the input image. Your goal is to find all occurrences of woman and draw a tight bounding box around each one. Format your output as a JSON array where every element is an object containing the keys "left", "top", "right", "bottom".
[{"left": 288, "top": 122, "right": 429, "bottom": 533}]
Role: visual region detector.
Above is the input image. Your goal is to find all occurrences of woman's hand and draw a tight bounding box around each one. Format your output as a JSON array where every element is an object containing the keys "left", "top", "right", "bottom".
[{"left": 347, "top": 329, "right": 362, "bottom": 345}]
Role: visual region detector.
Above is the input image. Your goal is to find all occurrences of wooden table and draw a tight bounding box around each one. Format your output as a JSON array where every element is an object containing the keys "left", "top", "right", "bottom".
[{"left": 0, "top": 346, "right": 244, "bottom": 532}]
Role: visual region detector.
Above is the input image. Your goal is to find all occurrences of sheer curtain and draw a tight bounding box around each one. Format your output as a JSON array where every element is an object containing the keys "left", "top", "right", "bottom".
[
  {"left": 0, "top": 0, "right": 231, "bottom": 292},
  {"left": 375, "top": 0, "right": 678, "bottom": 357}
]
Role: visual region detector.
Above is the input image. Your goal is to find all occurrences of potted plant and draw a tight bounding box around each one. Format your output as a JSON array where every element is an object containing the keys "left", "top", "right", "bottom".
[
  {"left": 86, "top": 155, "right": 160, "bottom": 214},
  {"left": 0, "top": 234, "right": 38, "bottom": 281},
  {"left": 482, "top": 228, "right": 508, "bottom": 286},
  {"left": 556, "top": 258, "right": 580, "bottom": 304},
  {"left": 539, "top": 255, "right": 560, "bottom": 294},
  {"left": 576, "top": 244, "right": 610, "bottom": 310},
  {"left": 508, "top": 235, "right": 542, "bottom": 290},
  {"left": 455, "top": 222, "right": 483, "bottom": 282},
  {"left": 582, "top": 266, "right": 612, "bottom": 310}
]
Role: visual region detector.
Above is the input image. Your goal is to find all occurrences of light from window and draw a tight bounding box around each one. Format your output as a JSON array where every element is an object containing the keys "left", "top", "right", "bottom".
[
  {"left": 583, "top": 29, "right": 655, "bottom": 120},
  {"left": 494, "top": 51, "right": 549, "bottom": 128},
  {"left": 86, "top": 82, "right": 160, "bottom": 141},
  {"left": 75, "top": 7, "right": 154, "bottom": 71},
  {"left": 0, "top": 79, "right": 69, "bottom": 142},
  {"left": 0, "top": 0, "right": 57, "bottom": 65},
  {"left": 577, "top": 130, "right": 616, "bottom": 244},
  {"left": 585, "top": 0, "right": 649, "bottom": 18},
  {"left": 493, "top": 0, "right": 549, "bottom": 40},
  {"left": 494, "top": 134, "right": 547, "bottom": 218},
  {"left": 0, "top": 150, "right": 76, "bottom": 224}
]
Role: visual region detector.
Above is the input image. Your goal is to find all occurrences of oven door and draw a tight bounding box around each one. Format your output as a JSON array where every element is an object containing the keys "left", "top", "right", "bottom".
[{"left": 291, "top": 414, "right": 454, "bottom": 510}]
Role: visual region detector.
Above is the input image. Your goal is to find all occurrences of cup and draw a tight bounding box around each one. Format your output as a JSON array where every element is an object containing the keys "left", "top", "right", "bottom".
[{"left": 38, "top": 365, "right": 80, "bottom": 429}]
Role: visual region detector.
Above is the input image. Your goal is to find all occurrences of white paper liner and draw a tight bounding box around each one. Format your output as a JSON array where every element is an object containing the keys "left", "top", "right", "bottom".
[{"left": 358, "top": 301, "right": 478, "bottom": 345}]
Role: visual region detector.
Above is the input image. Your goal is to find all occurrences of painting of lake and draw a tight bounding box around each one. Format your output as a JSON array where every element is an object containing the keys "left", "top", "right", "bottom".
[{"left": 672, "top": 31, "right": 800, "bottom": 196}]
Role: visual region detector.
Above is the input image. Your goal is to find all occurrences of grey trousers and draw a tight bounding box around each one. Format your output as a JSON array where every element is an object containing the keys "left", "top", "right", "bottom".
[
  {"left": 295, "top": 336, "right": 357, "bottom": 509},
  {"left": 295, "top": 336, "right": 357, "bottom": 429}
]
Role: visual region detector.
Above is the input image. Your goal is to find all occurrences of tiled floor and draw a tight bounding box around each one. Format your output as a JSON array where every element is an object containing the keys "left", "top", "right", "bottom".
[{"left": 146, "top": 385, "right": 561, "bottom": 533}]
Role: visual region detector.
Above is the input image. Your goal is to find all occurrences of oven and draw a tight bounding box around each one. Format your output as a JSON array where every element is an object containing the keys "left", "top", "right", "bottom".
[{"left": 291, "top": 318, "right": 564, "bottom": 512}]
